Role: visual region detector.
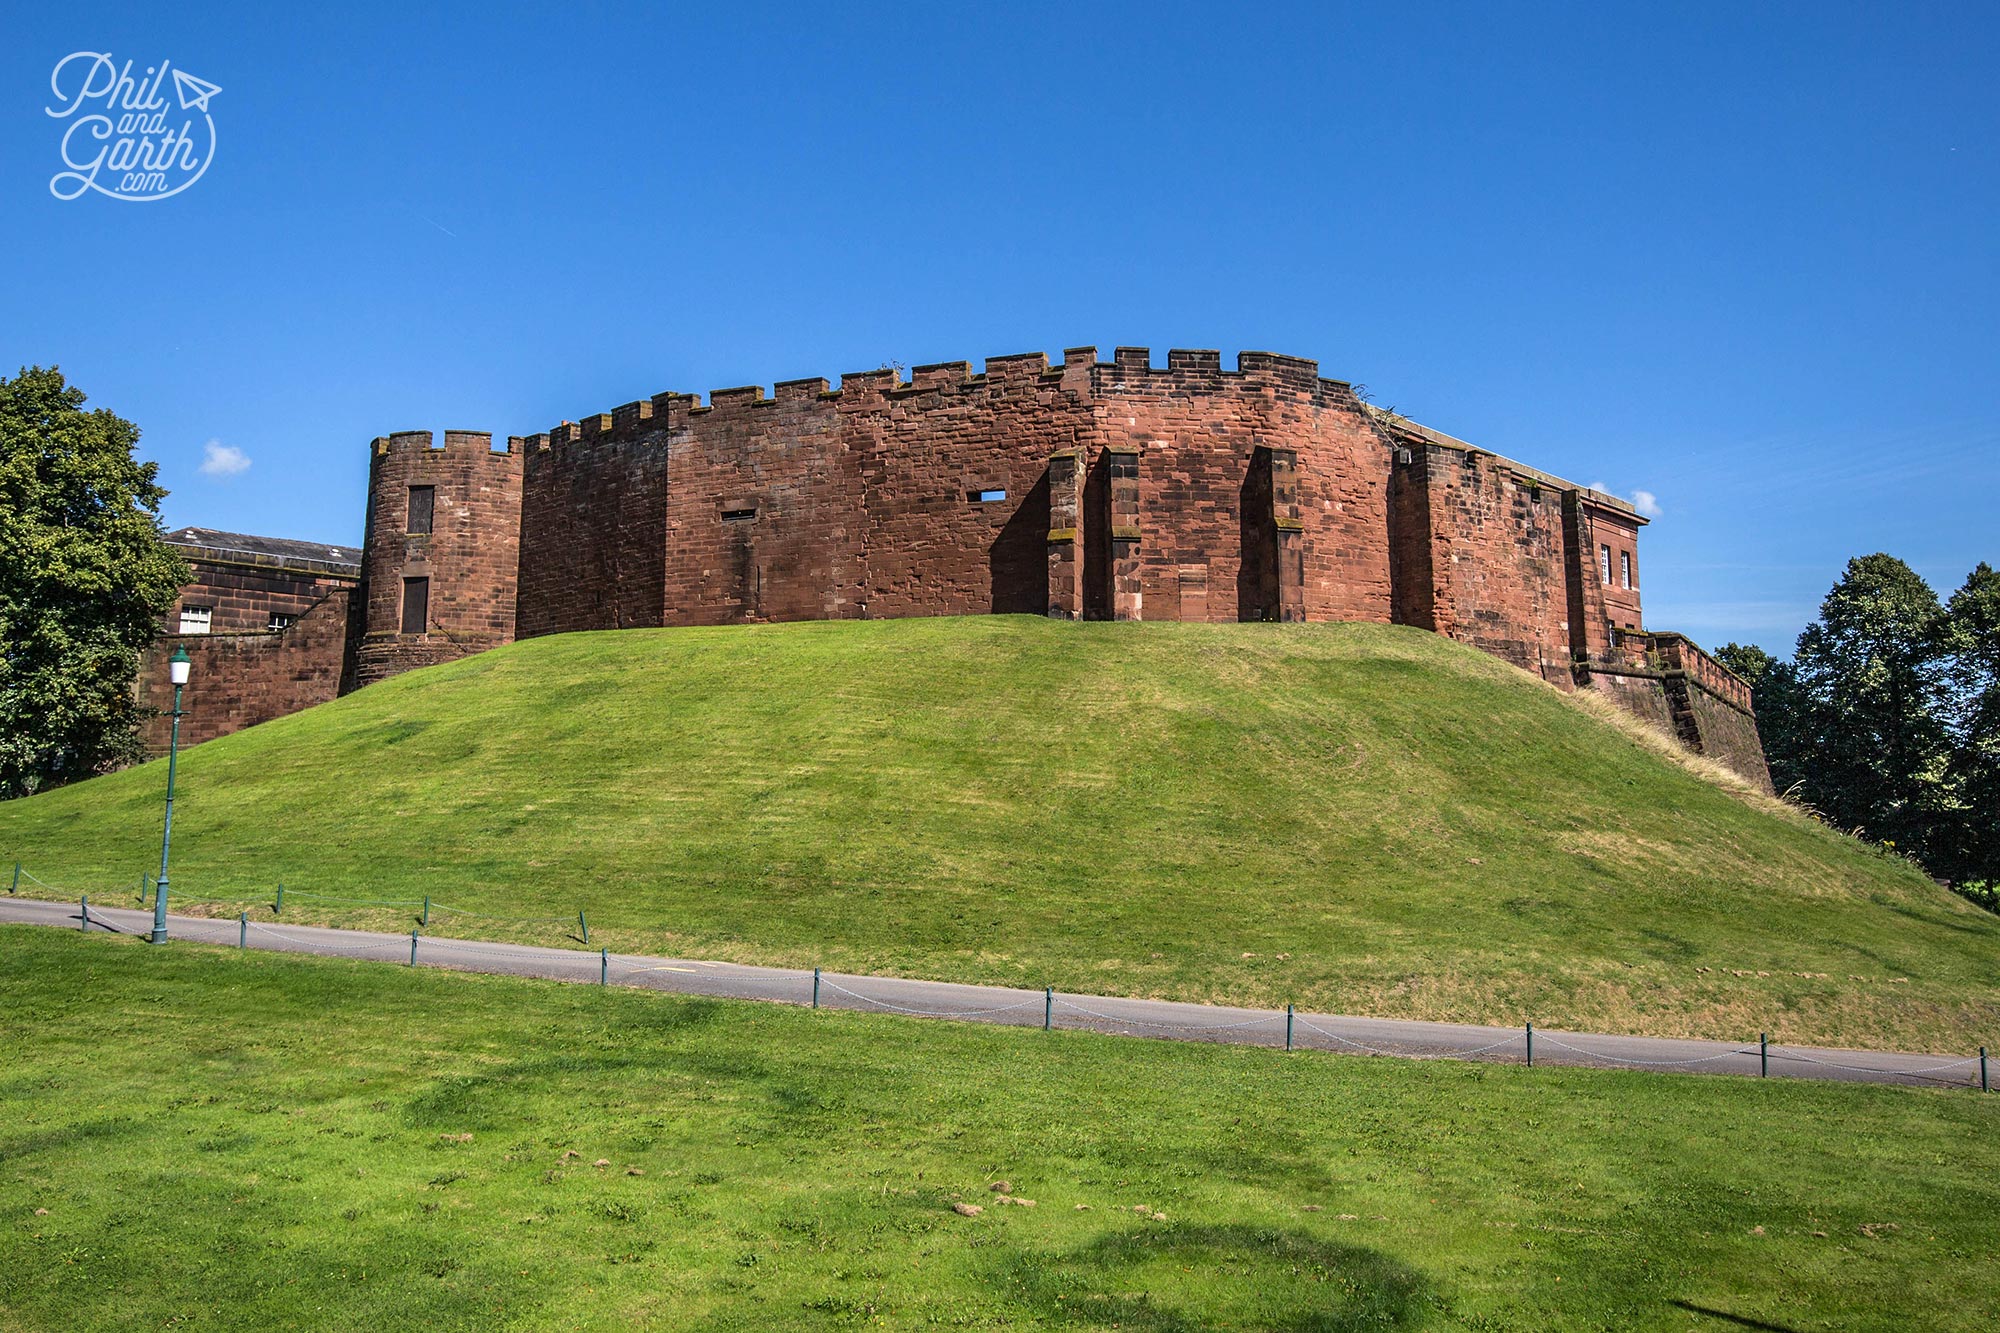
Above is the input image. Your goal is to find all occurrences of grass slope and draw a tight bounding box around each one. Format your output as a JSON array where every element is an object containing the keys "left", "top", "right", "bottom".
[
  {"left": 2, "top": 928, "right": 1996, "bottom": 1332},
  {"left": 3, "top": 617, "right": 1995, "bottom": 1050}
]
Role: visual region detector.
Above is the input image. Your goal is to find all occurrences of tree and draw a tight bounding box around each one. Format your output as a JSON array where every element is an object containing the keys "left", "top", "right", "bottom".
[
  {"left": 1785, "top": 555, "right": 1952, "bottom": 861},
  {"left": 1938, "top": 563, "right": 2000, "bottom": 886},
  {"left": 0, "top": 367, "right": 187, "bottom": 798},
  {"left": 1712, "top": 642, "right": 1774, "bottom": 689}
]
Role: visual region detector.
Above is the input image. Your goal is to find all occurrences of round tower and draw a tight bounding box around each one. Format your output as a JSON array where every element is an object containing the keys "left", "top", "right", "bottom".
[{"left": 352, "top": 429, "right": 523, "bottom": 687}]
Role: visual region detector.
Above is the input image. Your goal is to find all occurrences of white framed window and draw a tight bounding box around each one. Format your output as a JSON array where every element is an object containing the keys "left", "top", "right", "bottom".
[
  {"left": 268, "top": 612, "right": 296, "bottom": 631},
  {"left": 1620, "top": 551, "right": 1632, "bottom": 590},
  {"left": 1599, "top": 545, "right": 1612, "bottom": 584},
  {"left": 179, "top": 605, "right": 212, "bottom": 634}
]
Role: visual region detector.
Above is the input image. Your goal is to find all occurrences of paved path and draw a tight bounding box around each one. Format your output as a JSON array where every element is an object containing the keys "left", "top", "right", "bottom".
[{"left": 3, "top": 897, "right": 1989, "bottom": 1091}]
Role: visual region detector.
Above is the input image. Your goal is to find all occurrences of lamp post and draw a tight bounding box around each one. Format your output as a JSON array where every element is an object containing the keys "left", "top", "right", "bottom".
[{"left": 153, "top": 646, "right": 191, "bottom": 945}]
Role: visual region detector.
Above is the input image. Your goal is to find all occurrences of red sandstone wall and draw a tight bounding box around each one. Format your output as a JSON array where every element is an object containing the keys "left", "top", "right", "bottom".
[
  {"left": 139, "top": 588, "right": 353, "bottom": 751},
  {"left": 1084, "top": 349, "right": 1390, "bottom": 624},
  {"left": 511, "top": 347, "right": 1409, "bottom": 634},
  {"left": 659, "top": 380, "right": 867, "bottom": 625},
  {"left": 860, "top": 353, "right": 1083, "bottom": 619},
  {"left": 1589, "top": 504, "right": 1644, "bottom": 632},
  {"left": 165, "top": 558, "right": 354, "bottom": 636},
  {"left": 518, "top": 407, "right": 670, "bottom": 636},
  {"left": 1395, "top": 443, "right": 1574, "bottom": 681},
  {"left": 353, "top": 430, "right": 521, "bottom": 685}
]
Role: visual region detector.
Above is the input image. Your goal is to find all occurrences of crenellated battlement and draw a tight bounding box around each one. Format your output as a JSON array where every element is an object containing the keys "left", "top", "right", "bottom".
[
  {"left": 512, "top": 347, "right": 1381, "bottom": 456},
  {"left": 371, "top": 429, "right": 517, "bottom": 458}
]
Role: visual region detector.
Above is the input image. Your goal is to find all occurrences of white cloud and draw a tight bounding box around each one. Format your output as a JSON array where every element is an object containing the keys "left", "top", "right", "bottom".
[
  {"left": 199, "top": 440, "right": 250, "bottom": 477},
  {"left": 1584, "top": 479, "right": 1662, "bottom": 518}
]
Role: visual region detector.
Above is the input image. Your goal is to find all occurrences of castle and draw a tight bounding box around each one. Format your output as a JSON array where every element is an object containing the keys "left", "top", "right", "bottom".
[{"left": 139, "top": 346, "right": 1770, "bottom": 786}]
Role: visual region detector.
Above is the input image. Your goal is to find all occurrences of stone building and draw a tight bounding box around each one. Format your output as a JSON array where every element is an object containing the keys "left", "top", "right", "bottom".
[{"left": 140, "top": 346, "right": 1769, "bottom": 785}]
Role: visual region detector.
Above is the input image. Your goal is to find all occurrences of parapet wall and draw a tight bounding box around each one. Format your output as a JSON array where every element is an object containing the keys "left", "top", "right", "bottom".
[{"left": 1580, "top": 632, "right": 1771, "bottom": 790}]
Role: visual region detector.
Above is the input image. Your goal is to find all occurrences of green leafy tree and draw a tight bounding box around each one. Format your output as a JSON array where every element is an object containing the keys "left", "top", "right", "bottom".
[
  {"left": 1786, "top": 555, "right": 1951, "bottom": 861},
  {"left": 1712, "top": 642, "right": 1775, "bottom": 690},
  {"left": 1938, "top": 563, "right": 2000, "bottom": 887},
  {"left": 0, "top": 367, "right": 187, "bottom": 798}
]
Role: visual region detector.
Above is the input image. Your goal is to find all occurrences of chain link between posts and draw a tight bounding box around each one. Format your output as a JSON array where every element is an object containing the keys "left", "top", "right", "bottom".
[{"left": 10, "top": 862, "right": 1993, "bottom": 1092}]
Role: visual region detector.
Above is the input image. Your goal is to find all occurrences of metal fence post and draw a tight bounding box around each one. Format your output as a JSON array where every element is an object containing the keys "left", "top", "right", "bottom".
[
  {"left": 1982, "top": 1047, "right": 1989, "bottom": 1093},
  {"left": 812, "top": 967, "right": 821, "bottom": 1008},
  {"left": 239, "top": 910, "right": 247, "bottom": 948},
  {"left": 1286, "top": 1004, "right": 1295, "bottom": 1051},
  {"left": 578, "top": 910, "right": 588, "bottom": 944},
  {"left": 275, "top": 882, "right": 284, "bottom": 915},
  {"left": 79, "top": 894, "right": 88, "bottom": 931},
  {"left": 1044, "top": 987, "right": 1053, "bottom": 1031},
  {"left": 137, "top": 873, "right": 147, "bottom": 903},
  {"left": 409, "top": 929, "right": 418, "bottom": 966},
  {"left": 9, "top": 861, "right": 18, "bottom": 894},
  {"left": 1525, "top": 1021, "right": 1534, "bottom": 1067},
  {"left": 600, "top": 948, "right": 608, "bottom": 986},
  {"left": 422, "top": 896, "right": 430, "bottom": 927},
  {"left": 1760, "top": 1033, "right": 1769, "bottom": 1077}
]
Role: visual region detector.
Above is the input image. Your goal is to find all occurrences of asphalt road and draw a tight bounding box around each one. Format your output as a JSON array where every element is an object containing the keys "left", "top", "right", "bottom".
[{"left": 2, "top": 896, "right": 1989, "bottom": 1091}]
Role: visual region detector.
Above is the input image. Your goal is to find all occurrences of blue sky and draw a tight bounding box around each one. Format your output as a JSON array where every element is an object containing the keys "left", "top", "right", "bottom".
[{"left": 4, "top": 2, "right": 1994, "bottom": 655}]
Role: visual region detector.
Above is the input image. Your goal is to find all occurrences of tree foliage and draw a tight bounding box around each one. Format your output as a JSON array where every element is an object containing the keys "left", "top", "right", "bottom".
[
  {"left": 0, "top": 367, "right": 187, "bottom": 798},
  {"left": 1937, "top": 563, "right": 2000, "bottom": 886},
  {"left": 1733, "top": 556, "right": 1997, "bottom": 899},
  {"left": 1786, "top": 554, "right": 1952, "bottom": 858}
]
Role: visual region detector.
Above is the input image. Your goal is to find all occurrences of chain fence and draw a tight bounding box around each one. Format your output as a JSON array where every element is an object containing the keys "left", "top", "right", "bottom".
[{"left": 11, "top": 860, "right": 1994, "bottom": 1093}]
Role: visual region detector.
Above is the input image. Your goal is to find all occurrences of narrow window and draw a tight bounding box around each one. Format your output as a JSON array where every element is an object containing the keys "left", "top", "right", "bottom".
[
  {"left": 969, "top": 489, "right": 1007, "bottom": 503},
  {"left": 1599, "top": 545, "right": 1612, "bottom": 584},
  {"left": 721, "top": 507, "right": 757, "bottom": 522},
  {"left": 267, "top": 612, "right": 296, "bottom": 632},
  {"left": 407, "top": 485, "right": 435, "bottom": 535},
  {"left": 1620, "top": 551, "right": 1632, "bottom": 590},
  {"left": 400, "top": 577, "right": 430, "bottom": 634},
  {"left": 178, "top": 606, "right": 212, "bottom": 635}
]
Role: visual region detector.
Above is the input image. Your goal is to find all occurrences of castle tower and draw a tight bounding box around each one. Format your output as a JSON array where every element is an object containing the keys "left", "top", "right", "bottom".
[{"left": 351, "top": 430, "right": 523, "bottom": 688}]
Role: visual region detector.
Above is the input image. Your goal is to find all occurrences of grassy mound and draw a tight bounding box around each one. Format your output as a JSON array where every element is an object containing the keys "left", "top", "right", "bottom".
[
  {"left": 2, "top": 928, "right": 1995, "bottom": 1332},
  {"left": 2, "top": 617, "right": 1994, "bottom": 1049}
]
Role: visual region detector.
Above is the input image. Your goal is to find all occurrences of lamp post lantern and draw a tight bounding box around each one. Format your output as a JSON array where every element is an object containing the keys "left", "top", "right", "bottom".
[{"left": 153, "top": 646, "right": 192, "bottom": 945}]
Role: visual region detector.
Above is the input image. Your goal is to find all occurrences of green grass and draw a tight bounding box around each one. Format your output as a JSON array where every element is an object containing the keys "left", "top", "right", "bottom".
[
  {"left": 1, "top": 927, "right": 1995, "bottom": 1331},
  {"left": 2, "top": 617, "right": 1995, "bottom": 1051}
]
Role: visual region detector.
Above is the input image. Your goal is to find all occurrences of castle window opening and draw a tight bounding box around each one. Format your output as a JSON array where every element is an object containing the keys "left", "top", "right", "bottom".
[
  {"left": 970, "top": 489, "right": 1007, "bottom": 503},
  {"left": 1599, "top": 545, "right": 1612, "bottom": 584},
  {"left": 178, "top": 605, "right": 212, "bottom": 635},
  {"left": 400, "top": 577, "right": 430, "bottom": 635},
  {"left": 721, "top": 507, "right": 757, "bottom": 523},
  {"left": 267, "top": 613, "right": 296, "bottom": 632},
  {"left": 407, "top": 485, "right": 435, "bottom": 535},
  {"left": 1621, "top": 551, "right": 1632, "bottom": 590}
]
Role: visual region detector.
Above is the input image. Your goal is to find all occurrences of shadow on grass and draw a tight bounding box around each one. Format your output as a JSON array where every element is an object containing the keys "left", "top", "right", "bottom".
[
  {"left": 400, "top": 1000, "right": 728, "bottom": 1127},
  {"left": 995, "top": 1223, "right": 1429, "bottom": 1331},
  {"left": 1668, "top": 1298, "right": 1804, "bottom": 1331},
  {"left": 0, "top": 1116, "right": 138, "bottom": 1165}
]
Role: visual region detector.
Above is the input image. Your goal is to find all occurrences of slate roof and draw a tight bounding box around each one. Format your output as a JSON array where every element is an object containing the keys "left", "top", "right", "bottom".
[{"left": 162, "top": 527, "right": 362, "bottom": 573}]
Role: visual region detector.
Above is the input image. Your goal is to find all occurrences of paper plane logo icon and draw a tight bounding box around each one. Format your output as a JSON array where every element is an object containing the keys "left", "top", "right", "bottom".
[{"left": 172, "top": 68, "right": 221, "bottom": 113}]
